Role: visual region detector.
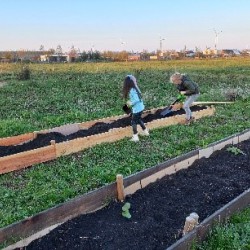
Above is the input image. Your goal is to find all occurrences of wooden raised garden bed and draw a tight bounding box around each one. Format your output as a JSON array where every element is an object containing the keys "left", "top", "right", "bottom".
[
  {"left": 0, "top": 105, "right": 215, "bottom": 175},
  {"left": 1, "top": 129, "right": 249, "bottom": 249}
]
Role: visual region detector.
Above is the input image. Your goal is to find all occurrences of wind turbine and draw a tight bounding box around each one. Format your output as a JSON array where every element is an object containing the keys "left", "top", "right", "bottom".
[
  {"left": 120, "top": 39, "right": 126, "bottom": 51},
  {"left": 213, "top": 29, "right": 222, "bottom": 49},
  {"left": 159, "top": 36, "right": 165, "bottom": 53}
]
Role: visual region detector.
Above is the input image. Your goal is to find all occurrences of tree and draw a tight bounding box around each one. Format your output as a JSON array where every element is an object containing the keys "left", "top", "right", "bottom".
[
  {"left": 78, "top": 51, "right": 88, "bottom": 61},
  {"left": 92, "top": 50, "right": 102, "bottom": 61},
  {"left": 68, "top": 45, "right": 77, "bottom": 62},
  {"left": 48, "top": 48, "right": 55, "bottom": 55},
  {"left": 55, "top": 45, "right": 63, "bottom": 55},
  {"left": 17, "top": 49, "right": 26, "bottom": 62},
  {"left": 39, "top": 45, "right": 45, "bottom": 52},
  {"left": 4, "top": 52, "right": 12, "bottom": 60}
]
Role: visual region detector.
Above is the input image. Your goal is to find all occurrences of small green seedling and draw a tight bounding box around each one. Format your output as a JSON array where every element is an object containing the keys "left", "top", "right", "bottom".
[
  {"left": 122, "top": 202, "right": 131, "bottom": 219},
  {"left": 226, "top": 146, "right": 245, "bottom": 155}
]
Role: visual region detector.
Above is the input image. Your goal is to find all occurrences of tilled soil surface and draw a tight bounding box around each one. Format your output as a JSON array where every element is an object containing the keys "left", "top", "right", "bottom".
[
  {"left": 25, "top": 139, "right": 250, "bottom": 250},
  {"left": 0, "top": 106, "right": 206, "bottom": 157}
]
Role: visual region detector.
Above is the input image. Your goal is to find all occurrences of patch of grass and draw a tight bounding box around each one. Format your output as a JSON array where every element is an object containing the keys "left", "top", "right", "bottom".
[{"left": 192, "top": 207, "right": 250, "bottom": 250}]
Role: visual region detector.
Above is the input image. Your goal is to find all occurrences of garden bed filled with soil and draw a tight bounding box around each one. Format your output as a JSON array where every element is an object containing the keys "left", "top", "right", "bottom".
[
  {"left": 0, "top": 106, "right": 206, "bottom": 157},
  {"left": 24, "top": 138, "right": 250, "bottom": 250}
]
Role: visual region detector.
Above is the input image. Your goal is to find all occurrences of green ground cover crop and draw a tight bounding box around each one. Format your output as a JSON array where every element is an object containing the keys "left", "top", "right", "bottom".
[
  {"left": 0, "top": 58, "right": 250, "bottom": 229},
  {"left": 192, "top": 207, "right": 250, "bottom": 250},
  {"left": 0, "top": 58, "right": 250, "bottom": 137}
]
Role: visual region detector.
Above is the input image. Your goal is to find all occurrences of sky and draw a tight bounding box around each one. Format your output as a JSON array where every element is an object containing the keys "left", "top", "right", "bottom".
[{"left": 1, "top": 0, "right": 250, "bottom": 52}]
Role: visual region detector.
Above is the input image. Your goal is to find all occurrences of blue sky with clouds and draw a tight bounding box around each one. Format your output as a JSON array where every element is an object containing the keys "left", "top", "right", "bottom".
[{"left": 1, "top": 0, "right": 250, "bottom": 52}]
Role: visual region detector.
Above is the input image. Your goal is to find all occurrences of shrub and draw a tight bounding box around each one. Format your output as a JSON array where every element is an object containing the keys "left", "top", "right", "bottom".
[{"left": 17, "top": 66, "right": 31, "bottom": 80}]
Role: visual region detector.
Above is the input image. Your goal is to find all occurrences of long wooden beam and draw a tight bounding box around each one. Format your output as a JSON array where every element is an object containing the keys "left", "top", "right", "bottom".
[
  {"left": 193, "top": 101, "right": 233, "bottom": 105},
  {"left": 0, "top": 133, "right": 34, "bottom": 146},
  {"left": 0, "top": 145, "right": 56, "bottom": 174}
]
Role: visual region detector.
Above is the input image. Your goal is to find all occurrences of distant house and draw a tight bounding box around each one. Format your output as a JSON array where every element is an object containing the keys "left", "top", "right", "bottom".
[
  {"left": 0, "top": 57, "right": 11, "bottom": 63},
  {"left": 149, "top": 55, "right": 158, "bottom": 60},
  {"left": 221, "top": 49, "right": 241, "bottom": 57},
  {"left": 168, "top": 51, "right": 180, "bottom": 59},
  {"left": 128, "top": 54, "right": 140, "bottom": 61},
  {"left": 40, "top": 54, "right": 69, "bottom": 63},
  {"left": 241, "top": 50, "right": 250, "bottom": 56},
  {"left": 40, "top": 55, "right": 49, "bottom": 62},
  {"left": 185, "top": 50, "right": 195, "bottom": 57},
  {"left": 203, "top": 49, "right": 218, "bottom": 56}
]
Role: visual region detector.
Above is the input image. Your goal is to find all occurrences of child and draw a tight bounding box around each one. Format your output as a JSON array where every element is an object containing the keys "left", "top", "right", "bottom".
[
  {"left": 122, "top": 75, "right": 149, "bottom": 142},
  {"left": 170, "top": 73, "right": 200, "bottom": 124}
]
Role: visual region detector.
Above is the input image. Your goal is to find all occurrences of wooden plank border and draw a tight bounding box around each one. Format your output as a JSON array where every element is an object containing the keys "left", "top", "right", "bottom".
[
  {"left": 0, "top": 145, "right": 56, "bottom": 174},
  {"left": 0, "top": 183, "right": 117, "bottom": 245},
  {"left": 0, "top": 133, "right": 34, "bottom": 147},
  {"left": 123, "top": 150, "right": 199, "bottom": 195}
]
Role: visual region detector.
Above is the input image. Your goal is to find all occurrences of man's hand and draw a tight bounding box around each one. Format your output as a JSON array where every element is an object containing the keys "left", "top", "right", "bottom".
[
  {"left": 180, "top": 91, "right": 186, "bottom": 95},
  {"left": 126, "top": 100, "right": 132, "bottom": 107}
]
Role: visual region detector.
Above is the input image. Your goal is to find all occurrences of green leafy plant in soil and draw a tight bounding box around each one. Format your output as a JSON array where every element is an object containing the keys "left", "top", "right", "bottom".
[
  {"left": 122, "top": 202, "right": 132, "bottom": 219},
  {"left": 226, "top": 146, "right": 246, "bottom": 155},
  {"left": 0, "top": 59, "right": 250, "bottom": 228},
  {"left": 192, "top": 207, "right": 250, "bottom": 250}
]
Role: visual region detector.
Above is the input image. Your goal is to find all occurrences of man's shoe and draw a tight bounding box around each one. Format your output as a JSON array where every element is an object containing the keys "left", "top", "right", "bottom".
[{"left": 130, "top": 134, "right": 139, "bottom": 142}]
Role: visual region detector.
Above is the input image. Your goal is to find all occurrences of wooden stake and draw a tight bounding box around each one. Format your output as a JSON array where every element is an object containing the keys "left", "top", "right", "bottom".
[
  {"left": 183, "top": 216, "right": 196, "bottom": 236},
  {"left": 50, "top": 140, "right": 56, "bottom": 146},
  {"left": 190, "top": 212, "right": 199, "bottom": 226},
  {"left": 33, "top": 131, "right": 38, "bottom": 139},
  {"left": 116, "top": 174, "right": 125, "bottom": 201}
]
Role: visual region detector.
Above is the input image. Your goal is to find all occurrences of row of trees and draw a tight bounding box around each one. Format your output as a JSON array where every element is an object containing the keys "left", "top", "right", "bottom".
[
  {"left": 0, "top": 47, "right": 155, "bottom": 63},
  {"left": 1, "top": 44, "right": 248, "bottom": 63}
]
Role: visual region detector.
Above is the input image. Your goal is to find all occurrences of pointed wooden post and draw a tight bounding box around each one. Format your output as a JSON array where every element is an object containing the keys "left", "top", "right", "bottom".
[
  {"left": 116, "top": 174, "right": 125, "bottom": 201},
  {"left": 33, "top": 131, "right": 38, "bottom": 139},
  {"left": 50, "top": 140, "right": 56, "bottom": 155},
  {"left": 50, "top": 140, "right": 56, "bottom": 146},
  {"left": 183, "top": 216, "right": 196, "bottom": 236},
  {"left": 190, "top": 212, "right": 199, "bottom": 226}
]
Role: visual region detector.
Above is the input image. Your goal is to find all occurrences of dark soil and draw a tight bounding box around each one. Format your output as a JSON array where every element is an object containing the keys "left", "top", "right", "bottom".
[
  {"left": 25, "top": 139, "right": 250, "bottom": 250},
  {"left": 0, "top": 106, "right": 205, "bottom": 157}
]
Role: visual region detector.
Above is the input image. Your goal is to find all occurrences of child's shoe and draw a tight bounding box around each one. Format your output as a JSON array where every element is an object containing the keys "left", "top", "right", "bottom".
[
  {"left": 130, "top": 134, "right": 139, "bottom": 142},
  {"left": 141, "top": 128, "right": 150, "bottom": 136}
]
